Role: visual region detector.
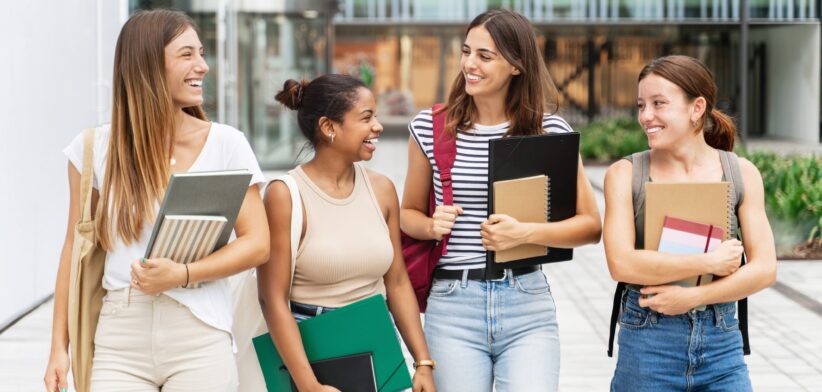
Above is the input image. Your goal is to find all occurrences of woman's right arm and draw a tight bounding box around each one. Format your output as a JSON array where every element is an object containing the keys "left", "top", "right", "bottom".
[
  {"left": 400, "top": 136, "right": 462, "bottom": 240},
  {"left": 258, "top": 181, "right": 337, "bottom": 392},
  {"left": 44, "top": 162, "right": 97, "bottom": 392},
  {"left": 603, "top": 160, "right": 742, "bottom": 285}
]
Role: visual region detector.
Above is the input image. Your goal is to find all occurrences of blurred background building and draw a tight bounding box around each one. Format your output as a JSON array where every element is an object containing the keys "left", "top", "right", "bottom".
[
  {"left": 130, "top": 0, "right": 821, "bottom": 169},
  {"left": 1, "top": 0, "right": 820, "bottom": 331}
]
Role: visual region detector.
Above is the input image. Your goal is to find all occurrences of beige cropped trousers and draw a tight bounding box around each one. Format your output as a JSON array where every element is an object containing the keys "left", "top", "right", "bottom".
[{"left": 90, "top": 288, "right": 238, "bottom": 391}]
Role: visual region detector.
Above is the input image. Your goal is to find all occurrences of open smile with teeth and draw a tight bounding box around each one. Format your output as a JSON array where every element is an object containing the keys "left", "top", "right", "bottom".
[
  {"left": 186, "top": 79, "right": 203, "bottom": 87},
  {"left": 645, "top": 126, "right": 664, "bottom": 134},
  {"left": 363, "top": 137, "right": 379, "bottom": 152},
  {"left": 465, "top": 73, "right": 483, "bottom": 82}
]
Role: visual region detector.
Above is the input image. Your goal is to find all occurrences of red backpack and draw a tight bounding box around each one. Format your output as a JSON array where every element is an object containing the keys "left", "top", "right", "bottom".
[{"left": 401, "top": 104, "right": 456, "bottom": 312}]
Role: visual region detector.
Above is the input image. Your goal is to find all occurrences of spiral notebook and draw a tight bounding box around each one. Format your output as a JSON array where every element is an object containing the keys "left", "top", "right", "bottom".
[
  {"left": 644, "top": 182, "right": 732, "bottom": 250},
  {"left": 492, "top": 175, "right": 549, "bottom": 263}
]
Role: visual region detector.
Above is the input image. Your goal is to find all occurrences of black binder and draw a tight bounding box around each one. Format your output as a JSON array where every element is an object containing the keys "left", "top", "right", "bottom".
[
  {"left": 288, "top": 353, "right": 377, "bottom": 392},
  {"left": 486, "top": 132, "right": 580, "bottom": 275}
]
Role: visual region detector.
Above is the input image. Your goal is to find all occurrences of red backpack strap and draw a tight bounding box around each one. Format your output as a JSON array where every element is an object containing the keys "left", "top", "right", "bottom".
[{"left": 431, "top": 103, "right": 456, "bottom": 253}]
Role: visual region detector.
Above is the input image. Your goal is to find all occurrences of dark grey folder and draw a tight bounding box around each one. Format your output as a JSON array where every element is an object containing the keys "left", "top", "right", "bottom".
[
  {"left": 288, "top": 353, "right": 378, "bottom": 392},
  {"left": 144, "top": 170, "right": 252, "bottom": 258},
  {"left": 486, "top": 132, "right": 580, "bottom": 274}
]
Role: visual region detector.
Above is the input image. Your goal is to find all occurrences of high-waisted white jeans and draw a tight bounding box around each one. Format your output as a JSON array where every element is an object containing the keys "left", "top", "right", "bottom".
[{"left": 90, "top": 288, "right": 238, "bottom": 391}]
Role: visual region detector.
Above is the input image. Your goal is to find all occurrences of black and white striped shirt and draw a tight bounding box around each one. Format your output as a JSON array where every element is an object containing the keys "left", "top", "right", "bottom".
[{"left": 408, "top": 109, "right": 574, "bottom": 270}]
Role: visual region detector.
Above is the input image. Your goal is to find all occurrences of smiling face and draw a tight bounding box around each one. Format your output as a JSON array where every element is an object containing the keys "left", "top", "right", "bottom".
[
  {"left": 164, "top": 26, "right": 208, "bottom": 110},
  {"left": 323, "top": 87, "right": 383, "bottom": 162},
  {"left": 637, "top": 73, "right": 705, "bottom": 150},
  {"left": 460, "top": 25, "right": 520, "bottom": 104}
]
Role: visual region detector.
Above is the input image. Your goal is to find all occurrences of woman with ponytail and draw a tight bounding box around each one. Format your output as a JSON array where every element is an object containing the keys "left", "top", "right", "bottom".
[
  {"left": 603, "top": 55, "right": 776, "bottom": 391},
  {"left": 45, "top": 9, "right": 270, "bottom": 392},
  {"left": 258, "top": 75, "right": 435, "bottom": 392}
]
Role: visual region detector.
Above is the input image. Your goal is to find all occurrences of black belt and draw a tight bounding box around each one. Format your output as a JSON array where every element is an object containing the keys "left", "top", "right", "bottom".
[
  {"left": 432, "top": 265, "right": 540, "bottom": 281},
  {"left": 289, "top": 301, "right": 336, "bottom": 317}
]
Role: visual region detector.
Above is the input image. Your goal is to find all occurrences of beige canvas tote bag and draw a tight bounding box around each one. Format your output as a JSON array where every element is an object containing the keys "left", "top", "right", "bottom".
[{"left": 67, "top": 128, "right": 106, "bottom": 392}]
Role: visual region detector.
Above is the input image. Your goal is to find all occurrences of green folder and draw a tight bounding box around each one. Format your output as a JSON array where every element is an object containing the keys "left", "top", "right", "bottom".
[{"left": 252, "top": 295, "right": 412, "bottom": 391}]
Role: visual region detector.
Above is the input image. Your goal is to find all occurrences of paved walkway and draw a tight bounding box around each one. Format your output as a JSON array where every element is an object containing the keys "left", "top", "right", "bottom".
[{"left": 2, "top": 138, "right": 821, "bottom": 391}]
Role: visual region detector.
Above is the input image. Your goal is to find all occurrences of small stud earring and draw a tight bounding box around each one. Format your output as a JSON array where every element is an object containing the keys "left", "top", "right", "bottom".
[{"left": 330, "top": 133, "right": 336, "bottom": 143}]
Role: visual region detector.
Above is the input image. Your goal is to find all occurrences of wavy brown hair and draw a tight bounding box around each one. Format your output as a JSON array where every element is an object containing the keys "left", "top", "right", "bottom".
[
  {"left": 97, "top": 9, "right": 206, "bottom": 250},
  {"left": 638, "top": 55, "right": 735, "bottom": 151},
  {"left": 443, "top": 9, "right": 559, "bottom": 137}
]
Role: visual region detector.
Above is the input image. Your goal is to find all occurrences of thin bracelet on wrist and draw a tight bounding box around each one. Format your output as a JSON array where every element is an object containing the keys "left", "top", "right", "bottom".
[{"left": 182, "top": 263, "right": 190, "bottom": 288}]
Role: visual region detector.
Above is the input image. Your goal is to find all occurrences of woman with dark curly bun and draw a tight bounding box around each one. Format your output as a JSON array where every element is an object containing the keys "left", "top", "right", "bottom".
[{"left": 257, "top": 74, "right": 436, "bottom": 392}]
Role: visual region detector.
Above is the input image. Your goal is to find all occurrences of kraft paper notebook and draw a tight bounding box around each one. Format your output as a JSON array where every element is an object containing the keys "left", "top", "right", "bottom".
[
  {"left": 253, "top": 295, "right": 412, "bottom": 392},
  {"left": 486, "top": 132, "right": 579, "bottom": 274},
  {"left": 493, "top": 175, "right": 549, "bottom": 263},
  {"left": 644, "top": 182, "right": 731, "bottom": 250}
]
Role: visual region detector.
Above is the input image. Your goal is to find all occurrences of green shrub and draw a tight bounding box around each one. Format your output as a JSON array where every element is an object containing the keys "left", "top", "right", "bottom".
[
  {"left": 578, "top": 117, "right": 647, "bottom": 162},
  {"left": 740, "top": 150, "right": 822, "bottom": 247}
]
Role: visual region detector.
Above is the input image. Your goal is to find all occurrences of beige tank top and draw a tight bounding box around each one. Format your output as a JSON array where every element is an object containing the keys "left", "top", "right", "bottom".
[{"left": 289, "top": 163, "right": 394, "bottom": 308}]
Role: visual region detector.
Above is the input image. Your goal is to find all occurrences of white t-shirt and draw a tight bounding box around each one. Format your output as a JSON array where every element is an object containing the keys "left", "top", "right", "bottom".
[{"left": 63, "top": 122, "right": 266, "bottom": 346}]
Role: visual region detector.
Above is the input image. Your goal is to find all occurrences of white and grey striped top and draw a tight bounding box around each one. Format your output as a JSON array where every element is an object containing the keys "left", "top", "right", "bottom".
[{"left": 408, "top": 109, "right": 574, "bottom": 270}]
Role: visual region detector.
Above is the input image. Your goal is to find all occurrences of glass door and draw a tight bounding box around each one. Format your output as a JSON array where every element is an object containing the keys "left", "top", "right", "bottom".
[{"left": 237, "top": 13, "right": 330, "bottom": 169}]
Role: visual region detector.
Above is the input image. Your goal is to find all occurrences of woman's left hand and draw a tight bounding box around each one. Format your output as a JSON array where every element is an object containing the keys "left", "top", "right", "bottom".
[
  {"left": 412, "top": 366, "right": 436, "bottom": 392},
  {"left": 480, "top": 214, "right": 529, "bottom": 251},
  {"left": 638, "top": 285, "right": 702, "bottom": 316},
  {"left": 131, "top": 257, "right": 187, "bottom": 295}
]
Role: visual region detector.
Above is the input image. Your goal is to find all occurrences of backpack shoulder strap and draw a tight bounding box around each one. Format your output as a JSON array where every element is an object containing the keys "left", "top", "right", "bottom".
[
  {"left": 609, "top": 151, "right": 649, "bottom": 357},
  {"left": 431, "top": 103, "right": 456, "bottom": 252},
  {"left": 627, "top": 150, "right": 650, "bottom": 215},
  {"left": 718, "top": 150, "right": 751, "bottom": 355},
  {"left": 719, "top": 150, "right": 745, "bottom": 219},
  {"left": 267, "top": 174, "right": 302, "bottom": 301}
]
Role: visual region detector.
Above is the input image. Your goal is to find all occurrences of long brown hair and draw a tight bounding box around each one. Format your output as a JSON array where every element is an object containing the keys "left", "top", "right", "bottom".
[
  {"left": 638, "top": 55, "right": 735, "bottom": 151},
  {"left": 443, "top": 9, "right": 559, "bottom": 137},
  {"left": 98, "top": 9, "right": 206, "bottom": 250}
]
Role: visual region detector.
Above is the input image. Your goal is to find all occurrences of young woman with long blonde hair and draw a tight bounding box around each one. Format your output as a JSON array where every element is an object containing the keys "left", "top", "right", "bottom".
[{"left": 44, "top": 9, "right": 269, "bottom": 391}]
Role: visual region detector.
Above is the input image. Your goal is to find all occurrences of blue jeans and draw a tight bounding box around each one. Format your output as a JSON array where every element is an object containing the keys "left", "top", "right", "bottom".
[
  {"left": 424, "top": 270, "right": 560, "bottom": 392},
  {"left": 611, "top": 288, "right": 752, "bottom": 392}
]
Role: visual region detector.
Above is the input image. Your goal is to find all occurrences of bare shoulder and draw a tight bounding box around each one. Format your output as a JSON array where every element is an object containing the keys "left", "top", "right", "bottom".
[
  {"left": 263, "top": 180, "right": 293, "bottom": 210},
  {"left": 736, "top": 157, "right": 762, "bottom": 179},
  {"left": 365, "top": 168, "right": 398, "bottom": 198},
  {"left": 605, "top": 159, "right": 632, "bottom": 184}
]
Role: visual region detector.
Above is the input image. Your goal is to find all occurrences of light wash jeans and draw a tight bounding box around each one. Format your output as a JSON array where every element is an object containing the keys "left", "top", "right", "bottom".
[
  {"left": 424, "top": 270, "right": 561, "bottom": 392},
  {"left": 611, "top": 287, "right": 752, "bottom": 391}
]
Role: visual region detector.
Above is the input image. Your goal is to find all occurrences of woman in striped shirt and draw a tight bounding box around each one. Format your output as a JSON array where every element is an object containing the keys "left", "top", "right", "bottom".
[{"left": 400, "top": 9, "right": 602, "bottom": 392}]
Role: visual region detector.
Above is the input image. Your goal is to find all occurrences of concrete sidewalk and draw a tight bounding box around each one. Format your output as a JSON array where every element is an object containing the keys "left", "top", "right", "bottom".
[{"left": 2, "top": 138, "right": 821, "bottom": 391}]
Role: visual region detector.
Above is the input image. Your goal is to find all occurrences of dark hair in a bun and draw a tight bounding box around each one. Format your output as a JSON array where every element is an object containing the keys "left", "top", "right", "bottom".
[
  {"left": 275, "top": 79, "right": 308, "bottom": 110},
  {"left": 275, "top": 74, "right": 367, "bottom": 147}
]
